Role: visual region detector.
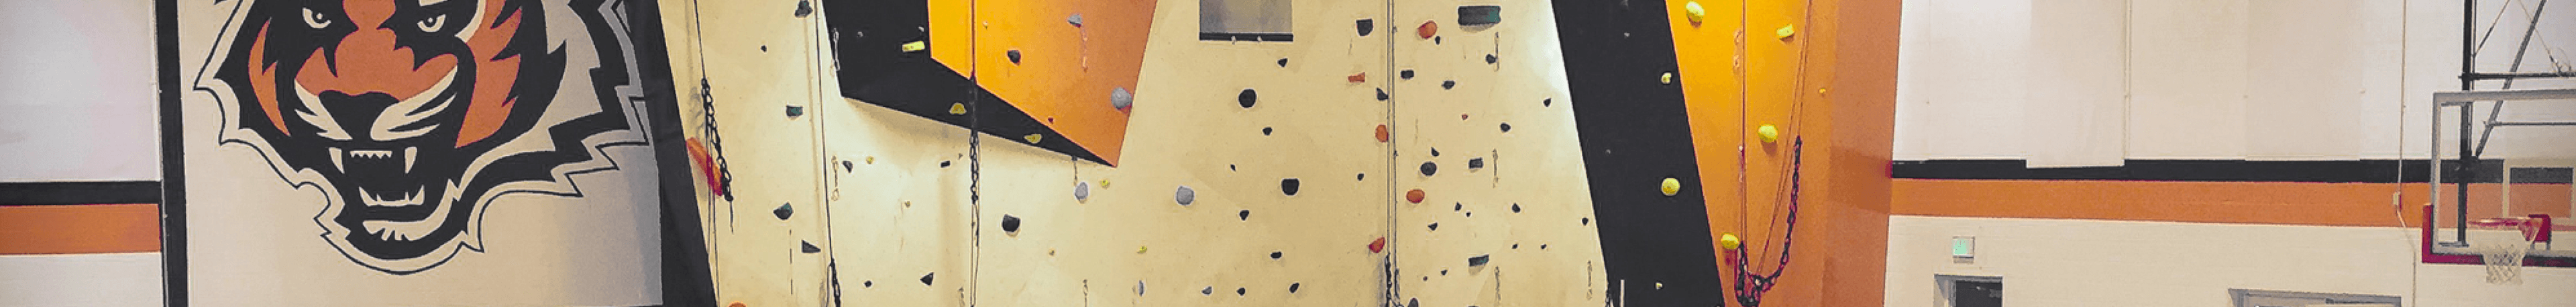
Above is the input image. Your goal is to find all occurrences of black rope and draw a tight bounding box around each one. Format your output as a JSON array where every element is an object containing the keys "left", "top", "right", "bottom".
[{"left": 1730, "top": 138, "right": 1802, "bottom": 307}]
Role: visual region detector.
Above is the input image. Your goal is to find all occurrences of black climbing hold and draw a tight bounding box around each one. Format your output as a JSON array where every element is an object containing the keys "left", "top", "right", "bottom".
[
  {"left": 1464, "top": 211, "right": 1472, "bottom": 217},
  {"left": 1419, "top": 161, "right": 1438, "bottom": 176},
  {"left": 1239, "top": 210, "right": 1250, "bottom": 220},
  {"left": 1238, "top": 89, "right": 1258, "bottom": 108},
  {"left": 1400, "top": 70, "right": 1415, "bottom": 79},
  {"left": 794, "top": 0, "right": 814, "bottom": 17},
  {"left": 786, "top": 105, "right": 805, "bottom": 117},
  {"left": 1434, "top": 36, "right": 1442, "bottom": 44},
  {"left": 1289, "top": 283, "right": 1300, "bottom": 293},
  {"left": 1376, "top": 89, "right": 1390, "bottom": 101},
  {"left": 1454, "top": 203, "right": 1462, "bottom": 211},
  {"left": 842, "top": 161, "right": 853, "bottom": 171},
  {"left": 1499, "top": 123, "right": 1512, "bottom": 132},
  {"left": 1458, "top": 5, "right": 1502, "bottom": 26},
  {"left": 1442, "top": 81, "right": 1456, "bottom": 89},
  {"left": 802, "top": 240, "right": 822, "bottom": 253},
  {"left": 1007, "top": 50, "right": 1022, "bottom": 64},
  {"left": 1280, "top": 178, "right": 1301, "bottom": 195},
  {"left": 1581, "top": 218, "right": 1590, "bottom": 225},
  {"left": 760, "top": 45, "right": 768, "bottom": 52},
  {"left": 1001, "top": 214, "right": 1022, "bottom": 232},
  {"left": 1440, "top": 269, "right": 1448, "bottom": 275},
  {"left": 920, "top": 273, "right": 935, "bottom": 285},
  {"left": 773, "top": 203, "right": 794, "bottom": 220},
  {"left": 1262, "top": 127, "right": 1273, "bottom": 135},
  {"left": 1512, "top": 243, "right": 1520, "bottom": 249},
  {"left": 1270, "top": 251, "right": 1284, "bottom": 259},
  {"left": 1542, "top": 97, "right": 1553, "bottom": 106},
  {"left": 1486, "top": 54, "right": 1499, "bottom": 64},
  {"left": 1230, "top": 164, "right": 1238, "bottom": 171},
  {"left": 1468, "top": 254, "right": 1491, "bottom": 266},
  {"left": 1431, "top": 148, "right": 1441, "bottom": 156},
  {"left": 1236, "top": 288, "right": 1246, "bottom": 296},
  {"left": 1409, "top": 298, "right": 1420, "bottom": 307},
  {"left": 941, "top": 161, "right": 953, "bottom": 167},
  {"left": 1202, "top": 286, "right": 1214, "bottom": 296},
  {"left": 1540, "top": 244, "right": 1548, "bottom": 249},
  {"left": 1428, "top": 222, "right": 1439, "bottom": 230},
  {"left": 1511, "top": 204, "right": 1521, "bottom": 212},
  {"left": 1467, "top": 158, "right": 1485, "bottom": 170},
  {"left": 1277, "top": 58, "right": 1289, "bottom": 67},
  {"left": 863, "top": 280, "right": 873, "bottom": 288},
  {"left": 1357, "top": 19, "right": 1375, "bottom": 36}
]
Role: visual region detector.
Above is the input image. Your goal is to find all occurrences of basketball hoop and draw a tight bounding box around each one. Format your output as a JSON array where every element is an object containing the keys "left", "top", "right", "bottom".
[{"left": 2465, "top": 217, "right": 2542, "bottom": 284}]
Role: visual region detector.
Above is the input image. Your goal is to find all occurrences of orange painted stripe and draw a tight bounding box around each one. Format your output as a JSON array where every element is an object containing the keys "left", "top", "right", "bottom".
[
  {"left": 0, "top": 204, "right": 160, "bottom": 255},
  {"left": 1893, "top": 179, "right": 2573, "bottom": 227}
]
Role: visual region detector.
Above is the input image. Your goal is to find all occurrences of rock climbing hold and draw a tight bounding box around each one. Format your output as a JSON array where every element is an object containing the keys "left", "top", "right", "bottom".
[
  {"left": 1419, "top": 161, "right": 1438, "bottom": 176},
  {"left": 1511, "top": 204, "right": 1521, "bottom": 212},
  {"left": 1280, "top": 178, "right": 1301, "bottom": 195},
  {"left": 773, "top": 203, "right": 794, "bottom": 220},
  {"left": 1758, "top": 124, "right": 1779, "bottom": 143},
  {"left": 802, "top": 240, "right": 822, "bottom": 253},
  {"left": 1277, "top": 58, "right": 1289, "bottom": 67},
  {"left": 1376, "top": 124, "right": 1391, "bottom": 142},
  {"left": 1110, "top": 87, "right": 1134, "bottom": 111},
  {"left": 1499, "top": 122, "right": 1511, "bottom": 132},
  {"left": 1201, "top": 286, "right": 1214, "bottom": 296},
  {"left": 1720, "top": 233, "right": 1742, "bottom": 249},
  {"left": 949, "top": 102, "right": 967, "bottom": 115},
  {"left": 941, "top": 161, "right": 953, "bottom": 167},
  {"left": 1174, "top": 185, "right": 1197, "bottom": 206},
  {"left": 1006, "top": 49, "right": 1022, "bottom": 64},
  {"left": 1289, "top": 283, "right": 1301, "bottom": 293},
  {"left": 1262, "top": 127, "right": 1273, "bottom": 136},
  {"left": 1428, "top": 222, "right": 1439, "bottom": 230},
  {"left": 1460, "top": 114, "right": 1470, "bottom": 120},
  {"left": 1684, "top": 1, "right": 1707, "bottom": 25},
  {"left": 1661, "top": 72, "right": 1675, "bottom": 85},
  {"left": 1238, "top": 89, "right": 1258, "bottom": 108},
  {"left": 865, "top": 157, "right": 875, "bottom": 164},
  {"left": 1581, "top": 218, "right": 1590, "bottom": 225},
  {"left": 902, "top": 41, "right": 926, "bottom": 52},
  {"left": 1235, "top": 288, "right": 1246, "bottom": 296},
  {"left": 1542, "top": 97, "right": 1553, "bottom": 106},
  {"left": 1240, "top": 210, "right": 1250, "bottom": 220},
  {"left": 1464, "top": 211, "right": 1472, "bottom": 217},
  {"left": 1417, "top": 20, "right": 1438, "bottom": 38},
  {"left": 1454, "top": 203, "right": 1463, "bottom": 211},
  {"left": 1458, "top": 5, "right": 1502, "bottom": 26},
  {"left": 785, "top": 105, "right": 804, "bottom": 117},
  {"left": 1067, "top": 13, "right": 1083, "bottom": 26},
  {"left": 1000, "top": 214, "right": 1022, "bottom": 232},
  {"left": 1099, "top": 179, "right": 1112, "bottom": 188},
  {"left": 1370, "top": 237, "right": 1388, "bottom": 253},
  {"left": 731, "top": 302, "right": 747, "bottom": 307},
  {"left": 1138, "top": 246, "right": 1149, "bottom": 253},
  {"left": 1357, "top": 19, "right": 1376, "bottom": 36},
  {"left": 1405, "top": 189, "right": 1426, "bottom": 204},
  {"left": 1467, "top": 158, "right": 1485, "bottom": 170},
  {"left": 863, "top": 281, "right": 873, "bottom": 288},
  {"left": 1776, "top": 24, "right": 1796, "bottom": 39},
  {"left": 1434, "top": 36, "right": 1442, "bottom": 44},
  {"left": 1661, "top": 177, "right": 1682, "bottom": 196},
  {"left": 1357, "top": 173, "right": 1367, "bottom": 181},
  {"left": 1269, "top": 251, "right": 1283, "bottom": 259},
  {"left": 841, "top": 161, "right": 853, "bottom": 172},
  {"left": 1136, "top": 281, "right": 1146, "bottom": 295},
  {"left": 1468, "top": 254, "right": 1491, "bottom": 266},
  {"left": 1486, "top": 54, "right": 1498, "bottom": 64},
  {"left": 1442, "top": 80, "right": 1456, "bottom": 89},
  {"left": 1400, "top": 69, "right": 1415, "bottom": 79},
  {"left": 1377, "top": 88, "right": 1390, "bottom": 101},
  {"left": 920, "top": 273, "right": 935, "bottom": 285},
  {"left": 1075, "top": 181, "right": 1091, "bottom": 202},
  {"left": 1024, "top": 134, "right": 1043, "bottom": 144}
]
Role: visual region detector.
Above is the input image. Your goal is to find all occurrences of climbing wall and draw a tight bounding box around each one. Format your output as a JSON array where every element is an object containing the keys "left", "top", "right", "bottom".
[{"left": 661, "top": 0, "right": 1896, "bottom": 306}]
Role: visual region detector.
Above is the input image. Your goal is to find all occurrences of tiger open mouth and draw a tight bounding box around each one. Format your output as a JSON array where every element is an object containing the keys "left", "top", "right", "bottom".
[{"left": 294, "top": 69, "right": 463, "bottom": 244}]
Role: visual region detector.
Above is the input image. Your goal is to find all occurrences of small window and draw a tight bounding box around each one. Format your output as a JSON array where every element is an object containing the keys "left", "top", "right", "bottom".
[
  {"left": 1935, "top": 275, "right": 2001, "bottom": 307},
  {"left": 1199, "top": 0, "right": 1291, "bottom": 41},
  {"left": 2230, "top": 289, "right": 2402, "bottom": 307}
]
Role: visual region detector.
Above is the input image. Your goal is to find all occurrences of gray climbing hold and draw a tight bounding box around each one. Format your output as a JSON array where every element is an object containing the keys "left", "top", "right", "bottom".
[
  {"left": 795, "top": 0, "right": 813, "bottom": 17},
  {"left": 786, "top": 105, "right": 805, "bottom": 117},
  {"left": 1419, "top": 161, "right": 1438, "bottom": 176},
  {"left": 802, "top": 240, "right": 822, "bottom": 253},
  {"left": 1074, "top": 181, "right": 1091, "bottom": 202},
  {"left": 1458, "top": 5, "right": 1502, "bottom": 26},
  {"left": 1000, "top": 214, "right": 1022, "bottom": 232},
  {"left": 1376, "top": 88, "right": 1390, "bottom": 101},
  {"left": 1067, "top": 13, "right": 1084, "bottom": 26},
  {"left": 773, "top": 203, "right": 794, "bottom": 220},
  {"left": 1136, "top": 281, "right": 1147, "bottom": 296},
  {"left": 1110, "top": 87, "right": 1134, "bottom": 110},
  {"left": 1175, "top": 185, "right": 1196, "bottom": 206}
]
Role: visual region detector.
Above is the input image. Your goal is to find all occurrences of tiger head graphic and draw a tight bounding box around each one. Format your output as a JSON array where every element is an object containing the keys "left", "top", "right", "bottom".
[{"left": 203, "top": 0, "right": 653, "bottom": 274}]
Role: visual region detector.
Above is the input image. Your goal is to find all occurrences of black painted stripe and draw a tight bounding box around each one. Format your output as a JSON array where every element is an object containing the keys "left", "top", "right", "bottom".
[
  {"left": 1890, "top": 159, "right": 2567, "bottom": 183},
  {"left": 1550, "top": 1, "right": 1724, "bottom": 306},
  {"left": 616, "top": 0, "right": 718, "bottom": 304},
  {"left": 822, "top": 1, "right": 1110, "bottom": 165},
  {"left": 154, "top": 0, "right": 187, "bottom": 304},
  {"left": 0, "top": 181, "right": 161, "bottom": 206}
]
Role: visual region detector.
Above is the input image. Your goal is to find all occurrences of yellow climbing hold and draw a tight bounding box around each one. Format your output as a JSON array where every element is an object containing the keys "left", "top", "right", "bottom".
[
  {"left": 865, "top": 157, "right": 876, "bottom": 164},
  {"left": 1758, "top": 124, "right": 1779, "bottom": 143},
  {"left": 1684, "top": 1, "right": 1706, "bottom": 25},
  {"left": 1775, "top": 24, "right": 1796, "bottom": 39},
  {"left": 1024, "top": 134, "right": 1044, "bottom": 144},
  {"left": 902, "top": 41, "right": 927, "bottom": 52},
  {"left": 1138, "top": 246, "right": 1149, "bottom": 253},
  {"left": 1660, "top": 72, "right": 1675, "bottom": 85},
  {"left": 949, "top": 103, "right": 968, "bottom": 115},
  {"left": 1099, "top": 179, "right": 1112, "bottom": 188},
  {"left": 1660, "top": 177, "right": 1682, "bottom": 196},
  {"left": 1720, "top": 233, "right": 1742, "bottom": 249}
]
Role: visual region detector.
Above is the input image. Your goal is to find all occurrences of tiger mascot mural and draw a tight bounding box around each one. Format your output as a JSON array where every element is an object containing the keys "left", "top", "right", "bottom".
[{"left": 202, "top": 0, "right": 654, "bottom": 274}]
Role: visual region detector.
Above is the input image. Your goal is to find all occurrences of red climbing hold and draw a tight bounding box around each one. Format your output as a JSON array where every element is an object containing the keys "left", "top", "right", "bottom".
[
  {"left": 1417, "top": 21, "right": 1438, "bottom": 39},
  {"left": 1406, "top": 189, "right": 1426, "bottom": 203},
  {"left": 1369, "top": 237, "right": 1388, "bottom": 253},
  {"left": 1349, "top": 73, "right": 1367, "bottom": 83},
  {"left": 1375, "top": 124, "right": 1391, "bottom": 142}
]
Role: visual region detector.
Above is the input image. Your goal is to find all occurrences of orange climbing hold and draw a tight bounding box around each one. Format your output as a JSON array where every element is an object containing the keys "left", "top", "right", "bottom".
[
  {"left": 1405, "top": 189, "right": 1427, "bottom": 203},
  {"left": 1348, "top": 73, "right": 1367, "bottom": 83},
  {"left": 1375, "top": 124, "right": 1391, "bottom": 142},
  {"left": 730, "top": 302, "right": 747, "bottom": 307},
  {"left": 1369, "top": 237, "right": 1388, "bottom": 253},
  {"left": 1417, "top": 21, "right": 1438, "bottom": 39}
]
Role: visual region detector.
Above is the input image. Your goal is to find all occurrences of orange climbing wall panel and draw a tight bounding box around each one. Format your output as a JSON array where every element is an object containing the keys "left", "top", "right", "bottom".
[
  {"left": 930, "top": 0, "right": 1152, "bottom": 165},
  {"left": 1668, "top": 0, "right": 1894, "bottom": 306}
]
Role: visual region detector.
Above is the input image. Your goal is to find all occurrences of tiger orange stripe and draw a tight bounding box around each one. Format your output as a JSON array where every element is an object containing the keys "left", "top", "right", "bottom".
[
  {"left": 248, "top": 26, "right": 290, "bottom": 133},
  {"left": 456, "top": 1, "right": 527, "bottom": 147},
  {"left": 0, "top": 204, "right": 160, "bottom": 255}
]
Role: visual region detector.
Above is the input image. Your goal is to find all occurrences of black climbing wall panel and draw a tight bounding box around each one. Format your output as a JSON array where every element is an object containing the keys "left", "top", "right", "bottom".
[{"left": 1546, "top": 1, "right": 1723, "bottom": 306}]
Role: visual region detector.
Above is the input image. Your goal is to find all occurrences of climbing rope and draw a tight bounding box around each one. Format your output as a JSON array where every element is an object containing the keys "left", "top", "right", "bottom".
[{"left": 1729, "top": 138, "right": 1803, "bottom": 307}]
